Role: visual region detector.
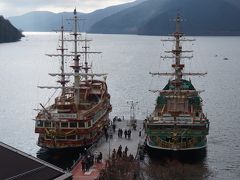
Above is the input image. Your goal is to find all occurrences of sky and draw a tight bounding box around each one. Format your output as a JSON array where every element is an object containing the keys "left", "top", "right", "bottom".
[{"left": 0, "top": 0, "right": 135, "bottom": 17}]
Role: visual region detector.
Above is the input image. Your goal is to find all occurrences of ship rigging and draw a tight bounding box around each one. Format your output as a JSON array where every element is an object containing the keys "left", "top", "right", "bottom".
[
  {"left": 146, "top": 14, "right": 209, "bottom": 152},
  {"left": 34, "top": 9, "right": 112, "bottom": 150}
]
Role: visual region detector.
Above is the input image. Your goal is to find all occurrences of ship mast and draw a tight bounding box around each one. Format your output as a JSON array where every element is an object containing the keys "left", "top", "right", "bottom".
[
  {"left": 57, "top": 19, "right": 69, "bottom": 96},
  {"left": 174, "top": 15, "right": 183, "bottom": 88},
  {"left": 82, "top": 39, "right": 91, "bottom": 82},
  {"left": 38, "top": 9, "right": 107, "bottom": 105},
  {"left": 72, "top": 8, "right": 81, "bottom": 104},
  {"left": 78, "top": 38, "right": 103, "bottom": 82},
  {"left": 38, "top": 9, "right": 82, "bottom": 104},
  {"left": 38, "top": 19, "right": 71, "bottom": 95},
  {"left": 150, "top": 14, "right": 207, "bottom": 89}
]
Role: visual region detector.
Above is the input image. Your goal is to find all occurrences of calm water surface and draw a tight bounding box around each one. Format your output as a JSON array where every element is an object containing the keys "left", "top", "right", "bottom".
[{"left": 0, "top": 33, "right": 240, "bottom": 179}]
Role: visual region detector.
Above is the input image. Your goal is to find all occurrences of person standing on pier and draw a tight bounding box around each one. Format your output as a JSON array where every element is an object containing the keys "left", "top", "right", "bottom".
[
  {"left": 103, "top": 125, "right": 107, "bottom": 135},
  {"left": 94, "top": 151, "right": 98, "bottom": 163},
  {"left": 124, "top": 129, "right": 128, "bottom": 139},
  {"left": 118, "top": 128, "right": 122, "bottom": 138},
  {"left": 105, "top": 132, "right": 109, "bottom": 142},
  {"left": 98, "top": 152, "right": 103, "bottom": 163},
  {"left": 85, "top": 155, "right": 91, "bottom": 171},
  {"left": 117, "top": 145, "right": 122, "bottom": 158},
  {"left": 81, "top": 159, "right": 86, "bottom": 172},
  {"left": 83, "top": 148, "right": 87, "bottom": 155},
  {"left": 124, "top": 146, "right": 128, "bottom": 157},
  {"left": 113, "top": 123, "right": 116, "bottom": 133},
  {"left": 109, "top": 127, "right": 113, "bottom": 138},
  {"left": 143, "top": 119, "right": 147, "bottom": 130},
  {"left": 128, "top": 129, "right": 131, "bottom": 139},
  {"left": 112, "top": 148, "right": 116, "bottom": 159}
]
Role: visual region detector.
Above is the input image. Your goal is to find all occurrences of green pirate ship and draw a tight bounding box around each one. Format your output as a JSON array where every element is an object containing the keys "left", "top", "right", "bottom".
[{"left": 146, "top": 15, "right": 209, "bottom": 152}]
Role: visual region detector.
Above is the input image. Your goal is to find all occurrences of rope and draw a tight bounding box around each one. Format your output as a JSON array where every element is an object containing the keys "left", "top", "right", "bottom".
[{"left": 44, "top": 88, "right": 58, "bottom": 107}]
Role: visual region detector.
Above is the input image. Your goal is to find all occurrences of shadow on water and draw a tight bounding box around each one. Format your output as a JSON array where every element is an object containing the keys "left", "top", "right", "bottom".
[
  {"left": 147, "top": 147, "right": 207, "bottom": 163},
  {"left": 144, "top": 148, "right": 211, "bottom": 180},
  {"left": 37, "top": 148, "right": 83, "bottom": 170}
]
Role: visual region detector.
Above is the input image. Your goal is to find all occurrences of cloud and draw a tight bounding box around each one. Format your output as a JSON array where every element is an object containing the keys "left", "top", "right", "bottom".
[{"left": 1, "top": 0, "right": 134, "bottom": 17}]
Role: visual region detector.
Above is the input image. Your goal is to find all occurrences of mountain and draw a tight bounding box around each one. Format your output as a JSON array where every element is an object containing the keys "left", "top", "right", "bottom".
[
  {"left": 139, "top": 0, "right": 240, "bottom": 35},
  {"left": 9, "top": 11, "right": 67, "bottom": 32},
  {"left": 89, "top": 0, "right": 167, "bottom": 34},
  {"left": 89, "top": 0, "right": 240, "bottom": 35},
  {"left": 8, "top": 0, "right": 240, "bottom": 35},
  {"left": 0, "top": 16, "right": 23, "bottom": 43},
  {"left": 8, "top": 0, "right": 145, "bottom": 32},
  {"left": 225, "top": 0, "right": 240, "bottom": 8}
]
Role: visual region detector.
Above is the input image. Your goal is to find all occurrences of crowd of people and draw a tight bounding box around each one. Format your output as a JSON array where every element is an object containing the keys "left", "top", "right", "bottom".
[
  {"left": 81, "top": 151, "right": 103, "bottom": 172},
  {"left": 80, "top": 116, "right": 145, "bottom": 172},
  {"left": 117, "top": 128, "right": 132, "bottom": 139},
  {"left": 111, "top": 145, "right": 134, "bottom": 161}
]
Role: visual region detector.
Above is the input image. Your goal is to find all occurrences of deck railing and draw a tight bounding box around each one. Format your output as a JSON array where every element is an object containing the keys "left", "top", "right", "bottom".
[{"left": 155, "top": 137, "right": 197, "bottom": 149}]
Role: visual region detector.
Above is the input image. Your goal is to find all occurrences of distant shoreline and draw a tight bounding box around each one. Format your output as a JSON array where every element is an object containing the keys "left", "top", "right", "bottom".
[
  {"left": 22, "top": 31, "right": 240, "bottom": 37},
  {"left": 0, "top": 16, "right": 23, "bottom": 43}
]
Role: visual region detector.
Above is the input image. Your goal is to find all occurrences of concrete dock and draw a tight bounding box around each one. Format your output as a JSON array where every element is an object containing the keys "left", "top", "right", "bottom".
[
  {"left": 94, "top": 119, "right": 146, "bottom": 160},
  {"left": 71, "top": 119, "right": 146, "bottom": 180}
]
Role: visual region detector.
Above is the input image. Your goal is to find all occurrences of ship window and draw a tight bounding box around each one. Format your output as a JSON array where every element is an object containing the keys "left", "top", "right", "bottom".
[
  {"left": 70, "top": 122, "right": 77, "bottom": 128},
  {"left": 149, "top": 125, "right": 162, "bottom": 130},
  {"left": 167, "top": 99, "right": 188, "bottom": 113},
  {"left": 88, "top": 94, "right": 100, "bottom": 102},
  {"left": 77, "top": 135, "right": 83, "bottom": 140},
  {"left": 88, "top": 121, "right": 92, "bottom": 127},
  {"left": 91, "top": 132, "right": 97, "bottom": 138},
  {"left": 45, "top": 121, "right": 51, "bottom": 127},
  {"left": 150, "top": 136, "right": 156, "bottom": 141},
  {"left": 45, "top": 135, "right": 51, "bottom": 139},
  {"left": 36, "top": 121, "right": 43, "bottom": 127},
  {"left": 66, "top": 135, "right": 76, "bottom": 140},
  {"left": 78, "top": 122, "right": 85, "bottom": 128},
  {"left": 57, "top": 136, "right": 65, "bottom": 140},
  {"left": 61, "top": 122, "right": 68, "bottom": 128}
]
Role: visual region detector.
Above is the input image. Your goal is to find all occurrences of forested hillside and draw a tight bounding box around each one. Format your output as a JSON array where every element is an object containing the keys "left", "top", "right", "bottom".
[{"left": 0, "top": 16, "right": 23, "bottom": 43}]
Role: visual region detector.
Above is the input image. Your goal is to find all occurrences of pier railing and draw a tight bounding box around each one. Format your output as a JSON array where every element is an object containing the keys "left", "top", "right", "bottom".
[{"left": 70, "top": 135, "right": 104, "bottom": 170}]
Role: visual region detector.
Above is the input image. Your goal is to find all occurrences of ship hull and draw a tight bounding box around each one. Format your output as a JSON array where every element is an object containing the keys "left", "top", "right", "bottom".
[
  {"left": 146, "top": 139, "right": 207, "bottom": 162},
  {"left": 38, "top": 143, "right": 92, "bottom": 152},
  {"left": 38, "top": 136, "right": 96, "bottom": 151},
  {"left": 36, "top": 112, "right": 110, "bottom": 150},
  {"left": 145, "top": 122, "right": 209, "bottom": 159},
  {"left": 146, "top": 138, "right": 207, "bottom": 152}
]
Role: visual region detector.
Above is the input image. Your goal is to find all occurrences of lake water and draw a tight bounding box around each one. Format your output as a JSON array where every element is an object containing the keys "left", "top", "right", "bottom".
[{"left": 0, "top": 33, "right": 240, "bottom": 179}]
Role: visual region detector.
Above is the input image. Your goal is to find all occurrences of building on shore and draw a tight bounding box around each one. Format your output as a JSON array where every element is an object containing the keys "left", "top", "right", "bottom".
[{"left": 0, "top": 141, "right": 72, "bottom": 180}]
